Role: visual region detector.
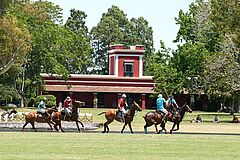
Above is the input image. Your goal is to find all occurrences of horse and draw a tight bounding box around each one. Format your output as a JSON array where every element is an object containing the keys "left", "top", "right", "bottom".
[
  {"left": 51, "top": 103, "right": 84, "bottom": 132},
  {"left": 98, "top": 101, "right": 142, "bottom": 134},
  {"left": 21, "top": 107, "right": 58, "bottom": 132},
  {"left": 143, "top": 103, "right": 192, "bottom": 134}
]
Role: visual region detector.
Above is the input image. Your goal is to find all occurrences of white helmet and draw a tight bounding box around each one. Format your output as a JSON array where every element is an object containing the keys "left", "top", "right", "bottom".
[
  {"left": 158, "top": 94, "right": 162, "bottom": 98},
  {"left": 66, "top": 96, "right": 71, "bottom": 101},
  {"left": 121, "top": 94, "right": 127, "bottom": 98}
]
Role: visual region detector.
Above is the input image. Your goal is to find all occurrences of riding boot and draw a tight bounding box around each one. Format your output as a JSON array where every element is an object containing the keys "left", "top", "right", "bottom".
[{"left": 122, "top": 114, "right": 125, "bottom": 123}]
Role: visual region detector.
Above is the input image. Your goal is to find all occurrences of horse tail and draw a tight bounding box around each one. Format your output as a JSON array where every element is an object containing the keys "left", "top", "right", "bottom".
[
  {"left": 98, "top": 112, "right": 106, "bottom": 116},
  {"left": 22, "top": 112, "right": 27, "bottom": 117}
]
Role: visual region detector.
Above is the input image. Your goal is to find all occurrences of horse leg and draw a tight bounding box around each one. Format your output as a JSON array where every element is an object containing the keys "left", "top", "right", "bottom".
[
  {"left": 76, "top": 120, "right": 84, "bottom": 132},
  {"left": 144, "top": 122, "right": 153, "bottom": 134},
  {"left": 121, "top": 123, "right": 127, "bottom": 134},
  {"left": 58, "top": 121, "right": 64, "bottom": 132},
  {"left": 77, "top": 120, "right": 84, "bottom": 129},
  {"left": 154, "top": 123, "right": 159, "bottom": 134},
  {"left": 30, "top": 122, "right": 37, "bottom": 132},
  {"left": 172, "top": 123, "right": 180, "bottom": 131},
  {"left": 102, "top": 120, "right": 113, "bottom": 133},
  {"left": 160, "top": 121, "right": 167, "bottom": 134},
  {"left": 106, "top": 124, "right": 110, "bottom": 133},
  {"left": 21, "top": 122, "right": 29, "bottom": 131},
  {"left": 102, "top": 122, "right": 106, "bottom": 133},
  {"left": 144, "top": 124, "right": 149, "bottom": 134},
  {"left": 128, "top": 122, "right": 134, "bottom": 134},
  {"left": 47, "top": 122, "right": 54, "bottom": 132},
  {"left": 170, "top": 123, "right": 176, "bottom": 134}
]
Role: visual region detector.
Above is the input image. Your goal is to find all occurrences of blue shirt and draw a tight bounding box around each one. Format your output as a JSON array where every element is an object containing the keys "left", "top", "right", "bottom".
[
  {"left": 156, "top": 97, "right": 166, "bottom": 110},
  {"left": 38, "top": 101, "right": 46, "bottom": 110},
  {"left": 167, "top": 98, "right": 176, "bottom": 105}
]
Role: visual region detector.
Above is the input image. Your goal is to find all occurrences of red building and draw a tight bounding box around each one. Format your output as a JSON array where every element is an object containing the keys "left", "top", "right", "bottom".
[{"left": 40, "top": 44, "right": 155, "bottom": 109}]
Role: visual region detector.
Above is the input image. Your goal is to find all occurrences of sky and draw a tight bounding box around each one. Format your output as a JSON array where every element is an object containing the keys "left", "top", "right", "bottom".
[{"left": 47, "top": 0, "right": 195, "bottom": 50}]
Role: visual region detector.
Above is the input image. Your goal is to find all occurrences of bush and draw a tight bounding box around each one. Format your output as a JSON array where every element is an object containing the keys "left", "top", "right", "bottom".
[{"left": 35, "top": 95, "right": 56, "bottom": 108}]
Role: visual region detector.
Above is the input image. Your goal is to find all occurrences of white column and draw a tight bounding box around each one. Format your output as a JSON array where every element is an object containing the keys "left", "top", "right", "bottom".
[
  {"left": 139, "top": 55, "right": 143, "bottom": 77},
  {"left": 115, "top": 55, "right": 119, "bottom": 76}
]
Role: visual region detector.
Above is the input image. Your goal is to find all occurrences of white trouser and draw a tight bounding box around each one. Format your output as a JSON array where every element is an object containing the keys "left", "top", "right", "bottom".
[{"left": 120, "top": 108, "right": 127, "bottom": 114}]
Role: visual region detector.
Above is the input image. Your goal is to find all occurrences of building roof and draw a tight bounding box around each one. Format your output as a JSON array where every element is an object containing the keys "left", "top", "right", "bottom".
[
  {"left": 41, "top": 73, "right": 153, "bottom": 80},
  {"left": 45, "top": 85, "right": 154, "bottom": 94}
]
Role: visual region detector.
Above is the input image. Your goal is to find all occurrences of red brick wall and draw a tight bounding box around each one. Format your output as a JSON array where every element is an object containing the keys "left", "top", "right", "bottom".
[
  {"left": 110, "top": 56, "right": 115, "bottom": 75},
  {"left": 118, "top": 56, "right": 139, "bottom": 77},
  {"left": 104, "top": 93, "right": 118, "bottom": 108},
  {"left": 73, "top": 92, "right": 93, "bottom": 107}
]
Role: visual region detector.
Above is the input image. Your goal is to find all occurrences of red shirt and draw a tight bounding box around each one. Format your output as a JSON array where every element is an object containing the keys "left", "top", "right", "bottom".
[
  {"left": 118, "top": 98, "right": 126, "bottom": 110},
  {"left": 64, "top": 99, "right": 72, "bottom": 110}
]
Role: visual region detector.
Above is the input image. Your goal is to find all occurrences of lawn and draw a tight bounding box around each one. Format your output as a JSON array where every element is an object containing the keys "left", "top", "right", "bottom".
[
  {"left": 0, "top": 132, "right": 239, "bottom": 160},
  {"left": 0, "top": 107, "right": 240, "bottom": 160},
  {"left": 1, "top": 107, "right": 240, "bottom": 134}
]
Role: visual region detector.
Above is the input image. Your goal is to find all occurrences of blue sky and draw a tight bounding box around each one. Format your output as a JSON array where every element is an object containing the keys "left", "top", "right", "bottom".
[{"left": 47, "top": 0, "right": 195, "bottom": 50}]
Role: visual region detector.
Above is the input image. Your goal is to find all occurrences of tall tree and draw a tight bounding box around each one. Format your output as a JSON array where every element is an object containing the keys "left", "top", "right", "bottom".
[
  {"left": 65, "top": 9, "right": 92, "bottom": 74},
  {"left": 90, "top": 5, "right": 128, "bottom": 74},
  {"left": 1, "top": 1, "right": 92, "bottom": 106},
  {"left": 150, "top": 40, "right": 182, "bottom": 97},
  {"left": 126, "top": 17, "right": 154, "bottom": 75},
  {"left": 90, "top": 5, "right": 154, "bottom": 75},
  {"left": 0, "top": 15, "right": 31, "bottom": 75}
]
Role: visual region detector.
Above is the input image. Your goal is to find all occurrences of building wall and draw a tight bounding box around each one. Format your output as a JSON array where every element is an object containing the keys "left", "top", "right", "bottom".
[
  {"left": 118, "top": 56, "right": 139, "bottom": 77},
  {"left": 104, "top": 93, "right": 118, "bottom": 108},
  {"left": 109, "top": 56, "right": 115, "bottom": 75}
]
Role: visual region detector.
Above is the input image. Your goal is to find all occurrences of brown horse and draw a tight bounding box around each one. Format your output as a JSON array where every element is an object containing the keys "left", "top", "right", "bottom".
[
  {"left": 21, "top": 107, "right": 58, "bottom": 132},
  {"left": 51, "top": 104, "right": 84, "bottom": 132},
  {"left": 144, "top": 103, "right": 192, "bottom": 134},
  {"left": 98, "top": 101, "right": 142, "bottom": 134}
]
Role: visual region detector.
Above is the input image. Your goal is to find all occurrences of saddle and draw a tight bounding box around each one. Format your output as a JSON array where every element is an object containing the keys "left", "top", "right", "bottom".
[
  {"left": 116, "top": 110, "right": 128, "bottom": 123},
  {"left": 37, "top": 111, "right": 49, "bottom": 119},
  {"left": 61, "top": 110, "right": 71, "bottom": 121}
]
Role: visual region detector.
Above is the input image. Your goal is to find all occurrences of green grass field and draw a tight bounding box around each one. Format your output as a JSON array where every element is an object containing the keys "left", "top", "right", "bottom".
[
  {"left": 1, "top": 107, "right": 240, "bottom": 159},
  {"left": 0, "top": 132, "right": 240, "bottom": 160}
]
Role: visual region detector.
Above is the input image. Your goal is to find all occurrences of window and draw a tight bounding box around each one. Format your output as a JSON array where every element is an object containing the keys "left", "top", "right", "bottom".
[{"left": 124, "top": 62, "right": 133, "bottom": 77}]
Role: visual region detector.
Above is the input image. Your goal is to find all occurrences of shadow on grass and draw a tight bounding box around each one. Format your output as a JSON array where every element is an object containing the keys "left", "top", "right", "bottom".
[{"left": 1, "top": 126, "right": 240, "bottom": 136}]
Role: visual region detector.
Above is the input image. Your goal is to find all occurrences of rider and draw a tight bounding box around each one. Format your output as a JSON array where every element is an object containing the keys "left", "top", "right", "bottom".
[
  {"left": 166, "top": 95, "right": 179, "bottom": 117},
  {"left": 37, "top": 97, "right": 49, "bottom": 118},
  {"left": 117, "top": 94, "right": 128, "bottom": 122},
  {"left": 156, "top": 94, "right": 168, "bottom": 122},
  {"left": 63, "top": 96, "right": 73, "bottom": 116}
]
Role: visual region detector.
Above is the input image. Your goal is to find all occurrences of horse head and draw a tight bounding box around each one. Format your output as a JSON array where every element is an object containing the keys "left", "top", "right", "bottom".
[
  {"left": 182, "top": 103, "right": 192, "bottom": 113},
  {"left": 132, "top": 101, "right": 142, "bottom": 112},
  {"left": 46, "top": 106, "right": 58, "bottom": 115}
]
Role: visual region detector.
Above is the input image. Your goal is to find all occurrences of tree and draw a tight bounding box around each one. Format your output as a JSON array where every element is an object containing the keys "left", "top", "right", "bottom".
[
  {"left": 1, "top": 1, "right": 92, "bottom": 106},
  {"left": 150, "top": 41, "right": 182, "bottom": 97},
  {"left": 171, "top": 0, "right": 240, "bottom": 109},
  {"left": 90, "top": 6, "right": 128, "bottom": 74},
  {"left": 0, "top": 14, "right": 31, "bottom": 75},
  {"left": 0, "top": 0, "right": 12, "bottom": 17},
  {"left": 126, "top": 17, "right": 154, "bottom": 75},
  {"left": 65, "top": 9, "right": 92, "bottom": 74},
  {"left": 90, "top": 5, "right": 154, "bottom": 75}
]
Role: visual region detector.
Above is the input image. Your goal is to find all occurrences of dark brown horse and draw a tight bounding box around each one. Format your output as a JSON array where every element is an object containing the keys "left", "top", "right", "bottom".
[
  {"left": 144, "top": 103, "right": 192, "bottom": 134},
  {"left": 51, "top": 104, "right": 84, "bottom": 132},
  {"left": 98, "top": 101, "right": 142, "bottom": 134},
  {"left": 21, "top": 107, "right": 58, "bottom": 132}
]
